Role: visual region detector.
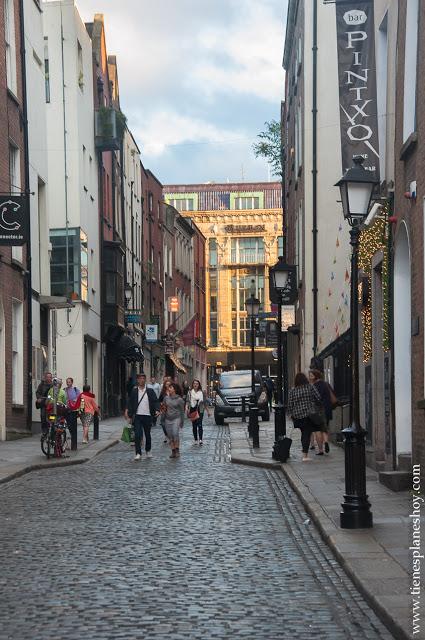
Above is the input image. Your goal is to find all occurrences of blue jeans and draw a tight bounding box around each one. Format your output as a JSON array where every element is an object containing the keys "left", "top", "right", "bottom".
[{"left": 133, "top": 415, "right": 152, "bottom": 455}]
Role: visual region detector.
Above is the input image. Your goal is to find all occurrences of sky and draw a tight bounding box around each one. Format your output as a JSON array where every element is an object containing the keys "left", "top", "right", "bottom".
[{"left": 76, "top": 0, "right": 287, "bottom": 185}]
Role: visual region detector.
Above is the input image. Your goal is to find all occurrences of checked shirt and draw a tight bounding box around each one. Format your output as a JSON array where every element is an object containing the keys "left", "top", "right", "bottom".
[{"left": 287, "top": 384, "right": 322, "bottom": 419}]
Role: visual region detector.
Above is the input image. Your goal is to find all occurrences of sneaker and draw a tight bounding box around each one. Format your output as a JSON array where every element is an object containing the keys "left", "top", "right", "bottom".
[
  {"left": 302, "top": 457, "right": 311, "bottom": 462},
  {"left": 163, "top": 439, "right": 168, "bottom": 444},
  {"left": 199, "top": 440, "right": 203, "bottom": 445},
  {"left": 324, "top": 442, "right": 330, "bottom": 454},
  {"left": 316, "top": 451, "right": 324, "bottom": 456},
  {"left": 309, "top": 445, "right": 315, "bottom": 450},
  {"left": 82, "top": 439, "right": 88, "bottom": 444},
  {"left": 193, "top": 440, "right": 198, "bottom": 445},
  {"left": 146, "top": 451, "right": 152, "bottom": 458},
  {"left": 134, "top": 454, "right": 141, "bottom": 461}
]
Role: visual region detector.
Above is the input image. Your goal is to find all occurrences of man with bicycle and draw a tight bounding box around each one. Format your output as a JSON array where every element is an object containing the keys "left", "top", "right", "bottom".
[{"left": 36, "top": 371, "right": 53, "bottom": 435}]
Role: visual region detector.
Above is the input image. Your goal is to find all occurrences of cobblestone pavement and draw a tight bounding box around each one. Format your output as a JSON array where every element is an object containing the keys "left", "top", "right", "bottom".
[{"left": 0, "top": 417, "right": 394, "bottom": 640}]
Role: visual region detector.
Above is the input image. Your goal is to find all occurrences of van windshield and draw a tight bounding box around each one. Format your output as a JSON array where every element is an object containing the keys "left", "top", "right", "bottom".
[{"left": 221, "top": 373, "right": 252, "bottom": 389}]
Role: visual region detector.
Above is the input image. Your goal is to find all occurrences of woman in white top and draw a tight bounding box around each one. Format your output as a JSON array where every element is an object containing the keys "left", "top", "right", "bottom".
[{"left": 186, "top": 379, "right": 210, "bottom": 445}]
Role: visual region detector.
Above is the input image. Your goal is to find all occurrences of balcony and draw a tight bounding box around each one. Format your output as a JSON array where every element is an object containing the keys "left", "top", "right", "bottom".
[{"left": 95, "top": 107, "right": 125, "bottom": 151}]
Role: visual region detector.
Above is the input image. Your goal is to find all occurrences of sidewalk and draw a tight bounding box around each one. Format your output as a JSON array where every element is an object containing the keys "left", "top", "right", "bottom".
[
  {"left": 0, "top": 417, "right": 123, "bottom": 484},
  {"left": 230, "top": 418, "right": 416, "bottom": 640}
]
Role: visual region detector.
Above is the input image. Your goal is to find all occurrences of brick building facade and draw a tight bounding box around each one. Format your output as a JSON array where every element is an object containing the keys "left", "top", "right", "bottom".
[{"left": 0, "top": 0, "right": 29, "bottom": 438}]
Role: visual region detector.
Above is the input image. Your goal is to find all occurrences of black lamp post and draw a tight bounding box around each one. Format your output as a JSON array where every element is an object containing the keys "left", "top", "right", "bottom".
[
  {"left": 245, "top": 292, "right": 261, "bottom": 447},
  {"left": 269, "top": 257, "right": 297, "bottom": 445},
  {"left": 124, "top": 283, "right": 133, "bottom": 309},
  {"left": 335, "top": 155, "right": 378, "bottom": 529}
]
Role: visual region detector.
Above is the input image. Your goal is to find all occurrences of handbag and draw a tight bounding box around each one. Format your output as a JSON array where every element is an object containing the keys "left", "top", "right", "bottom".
[
  {"left": 187, "top": 400, "right": 200, "bottom": 422},
  {"left": 309, "top": 409, "right": 325, "bottom": 428},
  {"left": 121, "top": 425, "right": 134, "bottom": 444},
  {"left": 327, "top": 383, "right": 338, "bottom": 409}
]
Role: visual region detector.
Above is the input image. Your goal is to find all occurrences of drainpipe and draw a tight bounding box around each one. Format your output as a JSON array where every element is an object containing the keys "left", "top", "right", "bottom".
[
  {"left": 387, "top": 194, "right": 397, "bottom": 470},
  {"left": 312, "top": 0, "right": 318, "bottom": 357},
  {"left": 19, "top": 0, "right": 32, "bottom": 431}
]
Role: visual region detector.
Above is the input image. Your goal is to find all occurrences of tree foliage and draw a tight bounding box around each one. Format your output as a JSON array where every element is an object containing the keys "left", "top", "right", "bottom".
[{"left": 253, "top": 120, "right": 282, "bottom": 177}]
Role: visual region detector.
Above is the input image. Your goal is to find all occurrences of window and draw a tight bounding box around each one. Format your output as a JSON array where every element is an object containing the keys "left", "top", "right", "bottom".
[
  {"left": 4, "top": 0, "right": 17, "bottom": 94},
  {"left": 234, "top": 197, "right": 259, "bottom": 210},
  {"left": 403, "top": 0, "right": 419, "bottom": 141},
  {"left": 44, "top": 39, "right": 50, "bottom": 103},
  {"left": 168, "top": 198, "right": 194, "bottom": 212},
  {"left": 12, "top": 299, "right": 23, "bottom": 404},
  {"left": 50, "top": 228, "right": 89, "bottom": 300},
  {"left": 210, "top": 271, "right": 217, "bottom": 312},
  {"left": 230, "top": 237, "right": 264, "bottom": 264},
  {"left": 10, "top": 144, "right": 22, "bottom": 262},
  {"left": 277, "top": 236, "right": 284, "bottom": 256},
  {"left": 295, "top": 100, "right": 302, "bottom": 171},
  {"left": 148, "top": 193, "right": 153, "bottom": 213},
  {"left": 209, "top": 238, "right": 217, "bottom": 267}
]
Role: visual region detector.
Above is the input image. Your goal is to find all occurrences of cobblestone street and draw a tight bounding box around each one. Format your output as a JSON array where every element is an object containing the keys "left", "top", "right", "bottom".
[{"left": 0, "top": 418, "right": 394, "bottom": 640}]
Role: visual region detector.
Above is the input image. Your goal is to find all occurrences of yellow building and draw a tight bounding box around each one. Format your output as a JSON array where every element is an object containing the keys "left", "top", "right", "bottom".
[{"left": 163, "top": 182, "right": 283, "bottom": 373}]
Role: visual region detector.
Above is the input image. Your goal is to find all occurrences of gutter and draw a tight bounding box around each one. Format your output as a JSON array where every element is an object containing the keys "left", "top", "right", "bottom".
[{"left": 312, "top": 0, "right": 318, "bottom": 357}]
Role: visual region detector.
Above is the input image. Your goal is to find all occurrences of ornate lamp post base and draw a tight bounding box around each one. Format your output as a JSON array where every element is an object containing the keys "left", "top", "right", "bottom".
[
  {"left": 274, "top": 403, "right": 285, "bottom": 441},
  {"left": 340, "top": 426, "right": 373, "bottom": 529}
]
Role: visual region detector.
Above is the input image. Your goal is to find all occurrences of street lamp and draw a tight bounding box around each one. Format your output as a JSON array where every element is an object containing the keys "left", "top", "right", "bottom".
[
  {"left": 245, "top": 292, "right": 260, "bottom": 448},
  {"left": 124, "top": 283, "right": 133, "bottom": 308},
  {"left": 335, "top": 155, "right": 378, "bottom": 529},
  {"left": 269, "top": 257, "right": 297, "bottom": 446}
]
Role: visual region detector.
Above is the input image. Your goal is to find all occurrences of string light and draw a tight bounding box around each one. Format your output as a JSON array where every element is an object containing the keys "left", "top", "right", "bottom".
[{"left": 358, "top": 202, "right": 390, "bottom": 362}]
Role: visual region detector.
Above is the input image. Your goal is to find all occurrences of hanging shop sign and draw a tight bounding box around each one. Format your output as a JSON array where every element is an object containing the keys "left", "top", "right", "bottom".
[
  {"left": 335, "top": 1, "right": 380, "bottom": 176},
  {"left": 281, "top": 306, "right": 296, "bottom": 332},
  {"left": 0, "top": 195, "right": 28, "bottom": 246},
  {"left": 145, "top": 324, "right": 158, "bottom": 343},
  {"left": 125, "top": 311, "right": 142, "bottom": 324}
]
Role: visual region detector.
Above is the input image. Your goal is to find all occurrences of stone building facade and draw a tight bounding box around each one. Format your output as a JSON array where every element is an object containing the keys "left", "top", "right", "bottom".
[{"left": 163, "top": 182, "right": 283, "bottom": 377}]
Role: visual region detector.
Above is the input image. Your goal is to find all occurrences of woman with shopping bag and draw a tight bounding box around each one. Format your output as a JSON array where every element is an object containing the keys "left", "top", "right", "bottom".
[{"left": 186, "top": 379, "right": 210, "bottom": 445}]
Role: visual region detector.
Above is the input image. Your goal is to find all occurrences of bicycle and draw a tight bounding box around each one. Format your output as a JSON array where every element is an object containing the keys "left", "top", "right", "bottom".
[{"left": 40, "top": 405, "right": 70, "bottom": 459}]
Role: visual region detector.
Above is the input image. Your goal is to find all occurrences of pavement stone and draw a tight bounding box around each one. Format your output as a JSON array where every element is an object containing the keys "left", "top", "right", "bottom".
[
  {"left": 0, "top": 417, "right": 396, "bottom": 639},
  {"left": 229, "top": 417, "right": 420, "bottom": 640}
]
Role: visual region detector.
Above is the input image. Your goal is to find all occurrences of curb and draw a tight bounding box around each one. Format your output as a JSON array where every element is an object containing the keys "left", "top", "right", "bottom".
[
  {"left": 231, "top": 455, "right": 281, "bottom": 470},
  {"left": 0, "top": 437, "right": 120, "bottom": 486},
  {"left": 279, "top": 461, "right": 411, "bottom": 640}
]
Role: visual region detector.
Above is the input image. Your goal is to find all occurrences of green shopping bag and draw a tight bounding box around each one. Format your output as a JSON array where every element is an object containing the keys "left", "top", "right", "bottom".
[{"left": 121, "top": 424, "right": 134, "bottom": 444}]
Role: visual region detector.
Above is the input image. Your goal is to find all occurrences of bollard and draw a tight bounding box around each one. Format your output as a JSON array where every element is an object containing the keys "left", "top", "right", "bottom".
[
  {"left": 241, "top": 396, "right": 247, "bottom": 423},
  {"left": 68, "top": 411, "right": 78, "bottom": 451},
  {"left": 93, "top": 413, "right": 99, "bottom": 440},
  {"left": 251, "top": 405, "right": 260, "bottom": 448}
]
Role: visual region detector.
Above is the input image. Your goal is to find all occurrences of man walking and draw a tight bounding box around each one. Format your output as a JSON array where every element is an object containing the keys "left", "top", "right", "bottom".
[
  {"left": 36, "top": 371, "right": 53, "bottom": 434},
  {"left": 126, "top": 373, "right": 159, "bottom": 461}
]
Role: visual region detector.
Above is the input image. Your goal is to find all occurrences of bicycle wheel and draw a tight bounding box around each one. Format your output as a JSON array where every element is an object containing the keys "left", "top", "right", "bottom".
[
  {"left": 54, "top": 429, "right": 66, "bottom": 458},
  {"left": 41, "top": 432, "right": 52, "bottom": 458}
]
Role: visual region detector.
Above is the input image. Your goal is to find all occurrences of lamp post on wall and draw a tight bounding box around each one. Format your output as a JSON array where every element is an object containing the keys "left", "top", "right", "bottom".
[
  {"left": 124, "top": 283, "right": 133, "bottom": 309},
  {"left": 269, "top": 257, "right": 298, "bottom": 446},
  {"left": 245, "top": 292, "right": 261, "bottom": 448},
  {"left": 335, "top": 155, "right": 378, "bottom": 529}
]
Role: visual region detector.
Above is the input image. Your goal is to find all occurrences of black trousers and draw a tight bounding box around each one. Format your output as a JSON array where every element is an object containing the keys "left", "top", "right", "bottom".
[
  {"left": 192, "top": 411, "right": 204, "bottom": 441},
  {"left": 293, "top": 417, "right": 315, "bottom": 453},
  {"left": 67, "top": 411, "right": 78, "bottom": 449},
  {"left": 133, "top": 415, "right": 152, "bottom": 455}
]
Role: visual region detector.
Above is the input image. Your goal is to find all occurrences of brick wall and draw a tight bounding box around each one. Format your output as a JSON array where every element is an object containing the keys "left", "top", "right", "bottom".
[{"left": 0, "top": 0, "right": 29, "bottom": 435}]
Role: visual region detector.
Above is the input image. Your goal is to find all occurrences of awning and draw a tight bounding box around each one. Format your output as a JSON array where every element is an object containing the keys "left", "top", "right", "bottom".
[
  {"left": 39, "top": 295, "right": 75, "bottom": 309},
  {"left": 168, "top": 353, "right": 187, "bottom": 374},
  {"left": 112, "top": 335, "right": 144, "bottom": 363}
]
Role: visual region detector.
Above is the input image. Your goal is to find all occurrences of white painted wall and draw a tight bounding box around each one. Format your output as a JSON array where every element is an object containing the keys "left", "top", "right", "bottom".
[
  {"left": 393, "top": 222, "right": 412, "bottom": 456},
  {"left": 43, "top": 0, "right": 101, "bottom": 398}
]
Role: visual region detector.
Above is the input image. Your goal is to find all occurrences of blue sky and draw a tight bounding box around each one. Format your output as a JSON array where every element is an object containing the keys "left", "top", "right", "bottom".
[{"left": 77, "top": 0, "right": 287, "bottom": 184}]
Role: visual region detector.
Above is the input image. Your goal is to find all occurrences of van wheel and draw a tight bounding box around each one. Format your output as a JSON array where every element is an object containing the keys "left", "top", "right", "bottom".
[
  {"left": 262, "top": 408, "right": 270, "bottom": 421},
  {"left": 215, "top": 415, "right": 225, "bottom": 425}
]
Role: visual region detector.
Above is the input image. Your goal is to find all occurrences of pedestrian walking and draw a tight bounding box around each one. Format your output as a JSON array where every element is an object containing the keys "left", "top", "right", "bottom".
[
  {"left": 162, "top": 382, "right": 185, "bottom": 458},
  {"left": 287, "top": 372, "right": 323, "bottom": 461},
  {"left": 186, "top": 379, "right": 210, "bottom": 445},
  {"left": 64, "top": 377, "right": 81, "bottom": 448},
  {"left": 308, "top": 369, "right": 335, "bottom": 454},
  {"left": 159, "top": 380, "right": 171, "bottom": 443},
  {"left": 35, "top": 371, "right": 53, "bottom": 434},
  {"left": 182, "top": 379, "right": 190, "bottom": 403},
  {"left": 147, "top": 376, "right": 161, "bottom": 426},
  {"left": 264, "top": 376, "right": 275, "bottom": 412},
  {"left": 126, "top": 373, "right": 159, "bottom": 461},
  {"left": 79, "top": 385, "right": 100, "bottom": 444}
]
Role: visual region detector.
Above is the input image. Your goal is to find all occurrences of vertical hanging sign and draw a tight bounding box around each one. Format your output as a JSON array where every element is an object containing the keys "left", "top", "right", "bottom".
[{"left": 335, "top": 1, "right": 380, "bottom": 178}]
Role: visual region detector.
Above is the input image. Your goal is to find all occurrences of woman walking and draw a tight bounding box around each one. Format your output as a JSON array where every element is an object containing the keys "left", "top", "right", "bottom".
[
  {"left": 80, "top": 385, "right": 100, "bottom": 444},
  {"left": 309, "top": 369, "right": 333, "bottom": 454},
  {"left": 159, "top": 380, "right": 171, "bottom": 443},
  {"left": 186, "top": 379, "right": 210, "bottom": 445},
  {"left": 287, "top": 373, "right": 323, "bottom": 461},
  {"left": 162, "top": 382, "right": 185, "bottom": 458}
]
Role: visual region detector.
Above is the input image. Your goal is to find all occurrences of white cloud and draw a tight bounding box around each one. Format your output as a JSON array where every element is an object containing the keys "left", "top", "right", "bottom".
[{"left": 130, "top": 110, "right": 247, "bottom": 157}]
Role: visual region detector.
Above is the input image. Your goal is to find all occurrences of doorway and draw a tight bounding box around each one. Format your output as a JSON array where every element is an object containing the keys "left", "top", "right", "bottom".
[
  {"left": 0, "top": 298, "right": 5, "bottom": 440},
  {"left": 393, "top": 222, "right": 412, "bottom": 458}
]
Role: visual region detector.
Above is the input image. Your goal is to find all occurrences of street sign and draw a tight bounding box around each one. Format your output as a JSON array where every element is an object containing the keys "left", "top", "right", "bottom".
[
  {"left": 0, "top": 194, "right": 28, "bottom": 246},
  {"left": 168, "top": 296, "right": 179, "bottom": 312},
  {"left": 165, "top": 337, "right": 175, "bottom": 354},
  {"left": 145, "top": 324, "right": 158, "bottom": 343},
  {"left": 125, "top": 312, "right": 141, "bottom": 324}
]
